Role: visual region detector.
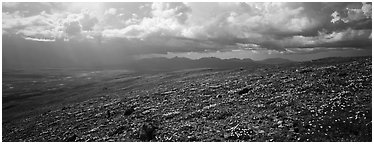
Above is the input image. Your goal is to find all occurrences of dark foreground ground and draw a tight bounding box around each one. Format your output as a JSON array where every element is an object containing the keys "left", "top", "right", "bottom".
[{"left": 2, "top": 56, "right": 372, "bottom": 142}]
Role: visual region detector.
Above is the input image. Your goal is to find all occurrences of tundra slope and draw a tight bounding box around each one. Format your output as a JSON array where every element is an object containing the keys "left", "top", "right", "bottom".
[{"left": 2, "top": 56, "right": 371, "bottom": 142}]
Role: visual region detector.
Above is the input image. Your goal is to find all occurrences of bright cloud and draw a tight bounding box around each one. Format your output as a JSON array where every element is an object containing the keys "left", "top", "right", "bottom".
[
  {"left": 2, "top": 2, "right": 372, "bottom": 54},
  {"left": 330, "top": 2, "right": 372, "bottom": 24}
]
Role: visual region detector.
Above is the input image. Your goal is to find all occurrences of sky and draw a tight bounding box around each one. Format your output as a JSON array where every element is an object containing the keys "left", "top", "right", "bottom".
[{"left": 2, "top": 2, "right": 372, "bottom": 69}]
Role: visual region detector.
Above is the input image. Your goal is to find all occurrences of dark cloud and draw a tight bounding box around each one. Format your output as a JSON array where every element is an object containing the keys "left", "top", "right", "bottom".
[
  {"left": 2, "top": 2, "right": 372, "bottom": 64},
  {"left": 294, "top": 2, "right": 371, "bottom": 36},
  {"left": 100, "top": 36, "right": 222, "bottom": 55},
  {"left": 298, "top": 38, "right": 371, "bottom": 49},
  {"left": 64, "top": 21, "right": 81, "bottom": 36}
]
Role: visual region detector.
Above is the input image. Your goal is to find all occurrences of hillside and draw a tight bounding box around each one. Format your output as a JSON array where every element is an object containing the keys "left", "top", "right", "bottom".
[{"left": 2, "top": 56, "right": 371, "bottom": 142}]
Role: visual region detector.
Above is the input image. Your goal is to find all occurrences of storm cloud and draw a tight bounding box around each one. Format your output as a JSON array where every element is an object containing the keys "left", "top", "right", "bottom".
[{"left": 2, "top": 2, "right": 372, "bottom": 68}]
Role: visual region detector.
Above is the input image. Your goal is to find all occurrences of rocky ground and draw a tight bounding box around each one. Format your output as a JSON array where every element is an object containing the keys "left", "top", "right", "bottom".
[{"left": 2, "top": 56, "right": 372, "bottom": 142}]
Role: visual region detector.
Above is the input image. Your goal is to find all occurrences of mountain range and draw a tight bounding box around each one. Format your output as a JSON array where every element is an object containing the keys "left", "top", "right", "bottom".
[{"left": 126, "top": 57, "right": 294, "bottom": 72}]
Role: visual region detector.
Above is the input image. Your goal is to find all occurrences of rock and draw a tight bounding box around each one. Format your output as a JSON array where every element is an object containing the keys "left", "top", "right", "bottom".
[
  {"left": 277, "top": 121, "right": 283, "bottom": 125},
  {"left": 64, "top": 134, "right": 78, "bottom": 142},
  {"left": 209, "top": 85, "right": 221, "bottom": 89},
  {"left": 139, "top": 122, "right": 157, "bottom": 141},
  {"left": 107, "top": 110, "right": 111, "bottom": 118},
  {"left": 142, "top": 110, "right": 152, "bottom": 115},
  {"left": 296, "top": 68, "right": 313, "bottom": 73},
  {"left": 187, "top": 135, "right": 198, "bottom": 141},
  {"left": 111, "top": 125, "right": 128, "bottom": 136},
  {"left": 190, "top": 88, "right": 197, "bottom": 91},
  {"left": 88, "top": 127, "right": 100, "bottom": 133},
  {"left": 163, "top": 111, "right": 181, "bottom": 119},
  {"left": 294, "top": 127, "right": 299, "bottom": 133},
  {"left": 161, "top": 91, "right": 174, "bottom": 96},
  {"left": 124, "top": 107, "right": 135, "bottom": 116},
  {"left": 237, "top": 88, "right": 250, "bottom": 95},
  {"left": 216, "top": 94, "right": 222, "bottom": 98},
  {"left": 258, "top": 130, "right": 265, "bottom": 134},
  {"left": 277, "top": 111, "right": 287, "bottom": 118},
  {"left": 223, "top": 132, "right": 232, "bottom": 139}
]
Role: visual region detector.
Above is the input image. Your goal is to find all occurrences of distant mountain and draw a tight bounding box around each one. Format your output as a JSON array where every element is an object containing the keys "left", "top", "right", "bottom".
[
  {"left": 257, "top": 58, "right": 294, "bottom": 64},
  {"left": 127, "top": 57, "right": 258, "bottom": 72},
  {"left": 126, "top": 57, "right": 300, "bottom": 72}
]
